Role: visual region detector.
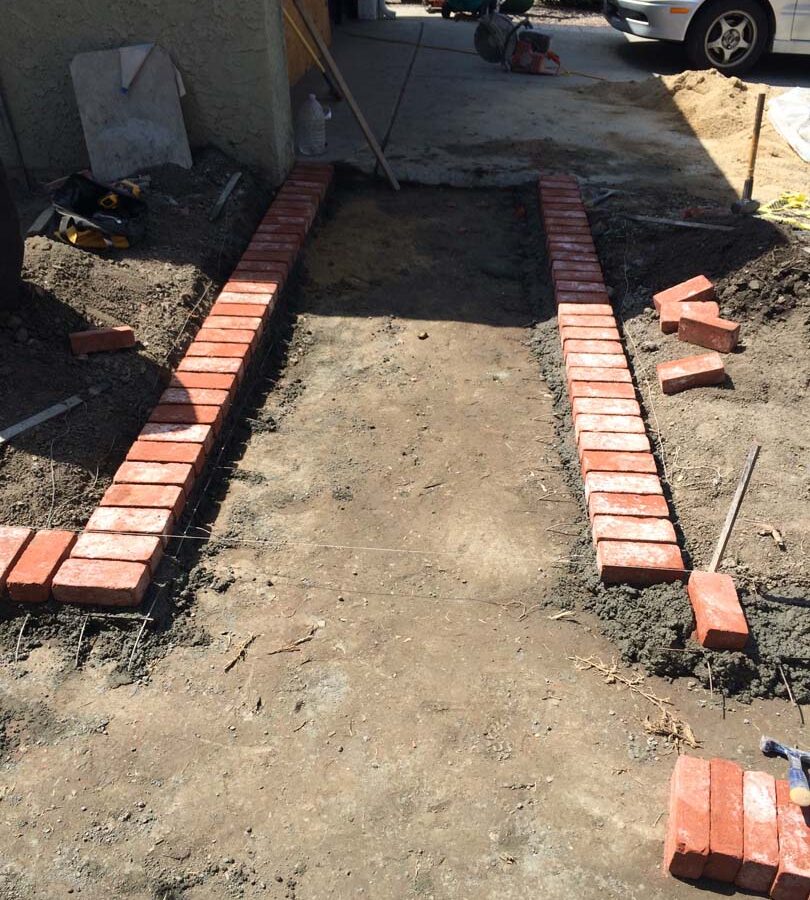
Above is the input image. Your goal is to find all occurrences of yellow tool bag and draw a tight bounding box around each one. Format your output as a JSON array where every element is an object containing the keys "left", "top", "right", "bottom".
[{"left": 51, "top": 173, "right": 147, "bottom": 250}]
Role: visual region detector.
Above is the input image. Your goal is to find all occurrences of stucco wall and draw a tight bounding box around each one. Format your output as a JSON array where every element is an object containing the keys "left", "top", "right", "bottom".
[
  {"left": 0, "top": 0, "right": 294, "bottom": 185},
  {"left": 283, "top": 0, "right": 332, "bottom": 87}
]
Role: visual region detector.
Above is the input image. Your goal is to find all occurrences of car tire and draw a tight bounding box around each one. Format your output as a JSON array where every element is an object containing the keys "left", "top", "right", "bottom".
[
  {"left": 685, "top": 0, "right": 769, "bottom": 75},
  {"left": 441, "top": 2, "right": 451, "bottom": 16}
]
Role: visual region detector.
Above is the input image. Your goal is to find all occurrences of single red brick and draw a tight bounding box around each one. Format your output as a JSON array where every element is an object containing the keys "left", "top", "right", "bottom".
[
  {"left": 71, "top": 532, "right": 164, "bottom": 574},
  {"left": 772, "top": 780, "right": 810, "bottom": 900},
  {"left": 704, "top": 758, "right": 744, "bottom": 883},
  {"left": 225, "top": 277, "right": 284, "bottom": 293},
  {"left": 736, "top": 770, "right": 778, "bottom": 894},
  {"left": 126, "top": 440, "right": 205, "bottom": 475},
  {"left": 660, "top": 300, "right": 721, "bottom": 334},
  {"left": 284, "top": 178, "right": 326, "bottom": 198},
  {"left": 52, "top": 558, "right": 151, "bottom": 608},
  {"left": 569, "top": 381, "right": 637, "bottom": 401},
  {"left": 578, "top": 431, "right": 651, "bottom": 455},
  {"left": 556, "top": 290, "right": 611, "bottom": 306},
  {"left": 0, "top": 526, "right": 34, "bottom": 590},
  {"left": 547, "top": 238, "right": 594, "bottom": 250},
  {"left": 140, "top": 422, "right": 214, "bottom": 452},
  {"left": 559, "top": 315, "right": 616, "bottom": 330},
  {"left": 195, "top": 328, "right": 258, "bottom": 349},
  {"left": 687, "top": 571, "right": 749, "bottom": 650},
  {"left": 678, "top": 315, "right": 740, "bottom": 354},
  {"left": 263, "top": 212, "right": 310, "bottom": 229},
  {"left": 544, "top": 208, "right": 589, "bottom": 222},
  {"left": 231, "top": 266, "right": 288, "bottom": 283},
  {"left": 218, "top": 288, "right": 277, "bottom": 304},
  {"left": 86, "top": 507, "right": 174, "bottom": 543},
  {"left": 575, "top": 414, "right": 645, "bottom": 440},
  {"left": 200, "top": 317, "right": 263, "bottom": 335},
  {"left": 210, "top": 302, "right": 268, "bottom": 318},
  {"left": 186, "top": 341, "right": 251, "bottom": 360},
  {"left": 584, "top": 472, "right": 662, "bottom": 501},
  {"left": 566, "top": 366, "right": 632, "bottom": 384},
  {"left": 149, "top": 404, "right": 223, "bottom": 433},
  {"left": 591, "top": 514, "right": 677, "bottom": 545},
  {"left": 159, "top": 387, "right": 230, "bottom": 411},
  {"left": 6, "top": 529, "right": 76, "bottom": 603},
  {"left": 241, "top": 248, "right": 295, "bottom": 265},
  {"left": 580, "top": 450, "right": 657, "bottom": 475},
  {"left": 247, "top": 238, "right": 300, "bottom": 253},
  {"left": 555, "top": 280, "right": 607, "bottom": 294},
  {"left": 664, "top": 755, "right": 711, "bottom": 879},
  {"left": 276, "top": 186, "right": 321, "bottom": 204},
  {"left": 100, "top": 483, "right": 185, "bottom": 519},
  {"left": 588, "top": 491, "right": 669, "bottom": 520},
  {"left": 547, "top": 227, "right": 592, "bottom": 241},
  {"left": 553, "top": 265, "right": 604, "bottom": 282},
  {"left": 653, "top": 275, "right": 715, "bottom": 312},
  {"left": 561, "top": 326, "right": 621, "bottom": 343},
  {"left": 657, "top": 353, "right": 725, "bottom": 395},
  {"left": 177, "top": 356, "right": 245, "bottom": 381},
  {"left": 254, "top": 222, "right": 306, "bottom": 240},
  {"left": 114, "top": 460, "right": 195, "bottom": 495},
  {"left": 566, "top": 353, "right": 627, "bottom": 369},
  {"left": 168, "top": 371, "right": 238, "bottom": 398},
  {"left": 271, "top": 201, "right": 315, "bottom": 223},
  {"left": 564, "top": 340, "right": 624, "bottom": 357},
  {"left": 597, "top": 539, "right": 685, "bottom": 585},
  {"left": 69, "top": 326, "right": 135, "bottom": 355},
  {"left": 572, "top": 397, "right": 641, "bottom": 417},
  {"left": 541, "top": 198, "right": 582, "bottom": 208},
  {"left": 549, "top": 251, "right": 600, "bottom": 264}
]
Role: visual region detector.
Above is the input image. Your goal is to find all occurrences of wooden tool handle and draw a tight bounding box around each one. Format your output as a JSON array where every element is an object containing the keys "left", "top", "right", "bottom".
[
  {"left": 743, "top": 93, "right": 766, "bottom": 198},
  {"left": 709, "top": 442, "right": 760, "bottom": 572}
]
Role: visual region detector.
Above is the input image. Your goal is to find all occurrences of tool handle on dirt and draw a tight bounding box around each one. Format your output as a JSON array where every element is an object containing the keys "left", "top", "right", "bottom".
[
  {"left": 709, "top": 442, "right": 760, "bottom": 572},
  {"left": 742, "top": 92, "right": 766, "bottom": 201},
  {"left": 282, "top": 7, "right": 343, "bottom": 100},
  {"left": 788, "top": 756, "right": 810, "bottom": 807}
]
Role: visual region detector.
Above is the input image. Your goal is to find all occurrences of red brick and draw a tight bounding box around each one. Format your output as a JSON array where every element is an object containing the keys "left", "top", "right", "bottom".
[
  {"left": 114, "top": 460, "right": 195, "bottom": 495},
  {"left": 286, "top": 177, "right": 327, "bottom": 198},
  {"left": 159, "top": 387, "right": 230, "bottom": 411},
  {"left": 704, "top": 758, "right": 743, "bottom": 883},
  {"left": 736, "top": 770, "right": 778, "bottom": 894},
  {"left": 140, "top": 422, "right": 214, "bottom": 453},
  {"left": 687, "top": 571, "right": 748, "bottom": 650},
  {"left": 126, "top": 440, "right": 206, "bottom": 475},
  {"left": 195, "top": 328, "right": 258, "bottom": 348},
  {"left": 6, "top": 530, "right": 76, "bottom": 603},
  {"left": 566, "top": 366, "right": 632, "bottom": 384},
  {"left": 556, "top": 290, "right": 611, "bottom": 306},
  {"left": 254, "top": 221, "right": 306, "bottom": 240},
  {"left": 71, "top": 532, "right": 164, "bottom": 574},
  {"left": 772, "top": 780, "right": 810, "bottom": 900},
  {"left": 0, "top": 526, "right": 34, "bottom": 590},
  {"left": 659, "top": 300, "right": 721, "bottom": 334},
  {"left": 588, "top": 491, "right": 669, "bottom": 520},
  {"left": 177, "top": 356, "right": 245, "bottom": 381},
  {"left": 270, "top": 202, "right": 314, "bottom": 224},
  {"left": 541, "top": 197, "right": 582, "bottom": 208},
  {"left": 210, "top": 302, "right": 268, "bottom": 318},
  {"left": 547, "top": 239, "right": 594, "bottom": 252},
  {"left": 547, "top": 228, "right": 592, "bottom": 241},
  {"left": 86, "top": 506, "right": 174, "bottom": 543},
  {"left": 657, "top": 353, "right": 725, "bottom": 395},
  {"left": 247, "top": 238, "right": 300, "bottom": 253},
  {"left": 225, "top": 278, "right": 284, "bottom": 293},
  {"left": 555, "top": 280, "right": 607, "bottom": 295},
  {"left": 199, "top": 319, "right": 262, "bottom": 339},
  {"left": 205, "top": 310, "right": 267, "bottom": 328},
  {"left": 262, "top": 213, "right": 308, "bottom": 230},
  {"left": 572, "top": 397, "right": 640, "bottom": 417},
  {"left": 566, "top": 353, "right": 627, "bottom": 369},
  {"left": 241, "top": 248, "right": 295, "bottom": 265},
  {"left": 52, "top": 558, "right": 151, "bottom": 608},
  {"left": 186, "top": 342, "right": 250, "bottom": 360},
  {"left": 552, "top": 265, "right": 603, "bottom": 282},
  {"left": 581, "top": 450, "right": 657, "bottom": 476},
  {"left": 560, "top": 326, "right": 621, "bottom": 343},
  {"left": 149, "top": 404, "right": 223, "bottom": 433},
  {"left": 678, "top": 315, "right": 740, "bottom": 354},
  {"left": 218, "top": 288, "right": 277, "bottom": 304},
  {"left": 168, "top": 371, "right": 238, "bottom": 399},
  {"left": 100, "top": 483, "right": 185, "bottom": 519},
  {"left": 575, "top": 414, "right": 645, "bottom": 440},
  {"left": 558, "top": 315, "right": 616, "bottom": 330},
  {"left": 569, "top": 381, "right": 637, "bottom": 401},
  {"left": 276, "top": 186, "right": 320, "bottom": 205},
  {"left": 549, "top": 251, "right": 599, "bottom": 264},
  {"left": 564, "top": 340, "right": 623, "bottom": 357},
  {"left": 231, "top": 266, "right": 288, "bottom": 283},
  {"left": 597, "top": 539, "right": 685, "bottom": 585},
  {"left": 578, "top": 431, "right": 651, "bottom": 454},
  {"left": 69, "top": 325, "right": 135, "bottom": 355},
  {"left": 653, "top": 275, "right": 715, "bottom": 312},
  {"left": 584, "top": 471, "right": 662, "bottom": 501},
  {"left": 664, "top": 755, "right": 711, "bottom": 879},
  {"left": 592, "top": 514, "right": 677, "bottom": 545}
]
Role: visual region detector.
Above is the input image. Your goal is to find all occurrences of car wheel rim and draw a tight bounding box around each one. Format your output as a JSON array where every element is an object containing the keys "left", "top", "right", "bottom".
[{"left": 704, "top": 11, "right": 757, "bottom": 67}]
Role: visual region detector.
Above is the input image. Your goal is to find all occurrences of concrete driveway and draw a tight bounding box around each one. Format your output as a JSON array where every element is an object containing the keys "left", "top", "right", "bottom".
[{"left": 292, "top": 7, "right": 810, "bottom": 194}]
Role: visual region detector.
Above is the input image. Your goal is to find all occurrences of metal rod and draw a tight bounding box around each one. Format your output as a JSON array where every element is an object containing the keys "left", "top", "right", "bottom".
[{"left": 709, "top": 442, "right": 760, "bottom": 572}]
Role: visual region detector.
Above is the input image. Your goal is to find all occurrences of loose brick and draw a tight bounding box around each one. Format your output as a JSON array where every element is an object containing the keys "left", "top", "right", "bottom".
[
  {"left": 578, "top": 431, "right": 651, "bottom": 454},
  {"left": 70, "top": 325, "right": 135, "bottom": 355},
  {"left": 149, "top": 404, "right": 223, "bottom": 433},
  {"left": 126, "top": 440, "right": 206, "bottom": 475},
  {"left": 653, "top": 275, "right": 715, "bottom": 312},
  {"left": 736, "top": 770, "right": 778, "bottom": 893},
  {"left": 72, "top": 532, "right": 164, "bottom": 574},
  {"left": 566, "top": 353, "right": 627, "bottom": 369},
  {"left": 772, "top": 779, "right": 810, "bottom": 900},
  {"left": 52, "top": 558, "right": 151, "bottom": 608},
  {"left": 558, "top": 316, "right": 617, "bottom": 330},
  {"left": 186, "top": 341, "right": 251, "bottom": 360},
  {"left": 580, "top": 449, "right": 656, "bottom": 475},
  {"left": 0, "top": 526, "right": 34, "bottom": 590},
  {"left": 159, "top": 387, "right": 230, "bottom": 411},
  {"left": 560, "top": 326, "right": 621, "bottom": 343},
  {"left": 657, "top": 353, "right": 725, "bottom": 395},
  {"left": 177, "top": 356, "right": 245, "bottom": 380},
  {"left": 591, "top": 515, "right": 677, "bottom": 545},
  {"left": 584, "top": 471, "right": 662, "bottom": 501},
  {"left": 597, "top": 539, "right": 685, "bottom": 585},
  {"left": 114, "top": 461, "right": 195, "bottom": 496},
  {"left": 6, "top": 529, "right": 76, "bottom": 603},
  {"left": 704, "top": 758, "right": 743, "bottom": 883},
  {"left": 169, "top": 371, "right": 238, "bottom": 398},
  {"left": 574, "top": 414, "right": 645, "bottom": 440},
  {"left": 86, "top": 507, "right": 174, "bottom": 543},
  {"left": 687, "top": 571, "right": 749, "bottom": 650},
  {"left": 569, "top": 381, "right": 637, "bottom": 401},
  {"left": 210, "top": 302, "right": 269, "bottom": 318},
  {"left": 203, "top": 315, "right": 264, "bottom": 332},
  {"left": 664, "top": 755, "right": 711, "bottom": 879},
  {"left": 588, "top": 491, "right": 669, "bottom": 520},
  {"left": 572, "top": 397, "right": 641, "bottom": 417},
  {"left": 660, "top": 300, "right": 721, "bottom": 334},
  {"left": 564, "top": 339, "right": 624, "bottom": 357},
  {"left": 566, "top": 366, "right": 632, "bottom": 384},
  {"left": 140, "top": 422, "right": 214, "bottom": 452},
  {"left": 678, "top": 315, "right": 740, "bottom": 354},
  {"left": 100, "top": 483, "right": 185, "bottom": 519},
  {"left": 196, "top": 328, "right": 258, "bottom": 348}
]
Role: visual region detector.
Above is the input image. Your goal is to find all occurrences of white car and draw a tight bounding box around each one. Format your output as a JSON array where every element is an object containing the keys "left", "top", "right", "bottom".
[{"left": 604, "top": 0, "right": 810, "bottom": 73}]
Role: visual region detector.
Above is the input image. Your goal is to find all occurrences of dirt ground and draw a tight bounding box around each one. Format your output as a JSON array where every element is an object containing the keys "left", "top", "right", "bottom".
[{"left": 0, "top": 180, "right": 808, "bottom": 900}]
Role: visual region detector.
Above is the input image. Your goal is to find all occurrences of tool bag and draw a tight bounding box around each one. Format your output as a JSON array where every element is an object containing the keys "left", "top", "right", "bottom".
[{"left": 50, "top": 173, "right": 147, "bottom": 250}]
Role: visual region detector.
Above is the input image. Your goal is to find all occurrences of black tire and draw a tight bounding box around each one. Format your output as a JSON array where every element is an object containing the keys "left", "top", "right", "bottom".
[
  {"left": 685, "top": 0, "right": 769, "bottom": 75},
  {"left": 441, "top": 1, "right": 451, "bottom": 16},
  {"left": 0, "top": 160, "right": 23, "bottom": 306}
]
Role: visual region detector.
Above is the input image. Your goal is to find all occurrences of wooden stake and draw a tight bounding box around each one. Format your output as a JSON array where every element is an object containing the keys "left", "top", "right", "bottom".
[{"left": 709, "top": 442, "right": 760, "bottom": 572}]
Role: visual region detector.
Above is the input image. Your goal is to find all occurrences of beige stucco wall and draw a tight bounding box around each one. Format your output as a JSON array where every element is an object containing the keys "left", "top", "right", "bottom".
[{"left": 0, "top": 1, "right": 294, "bottom": 185}]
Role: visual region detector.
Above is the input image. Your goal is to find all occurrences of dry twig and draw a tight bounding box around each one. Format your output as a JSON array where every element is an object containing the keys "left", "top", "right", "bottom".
[{"left": 224, "top": 633, "right": 259, "bottom": 673}]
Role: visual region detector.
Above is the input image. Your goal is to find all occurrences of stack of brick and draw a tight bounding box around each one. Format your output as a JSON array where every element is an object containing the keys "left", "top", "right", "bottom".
[
  {"left": 665, "top": 755, "right": 810, "bottom": 898},
  {"left": 538, "top": 173, "right": 686, "bottom": 587},
  {"left": 0, "top": 163, "right": 334, "bottom": 610}
]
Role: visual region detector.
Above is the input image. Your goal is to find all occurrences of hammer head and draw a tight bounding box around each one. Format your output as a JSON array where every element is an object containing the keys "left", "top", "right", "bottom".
[
  {"left": 761, "top": 736, "right": 787, "bottom": 758},
  {"left": 731, "top": 198, "right": 761, "bottom": 216}
]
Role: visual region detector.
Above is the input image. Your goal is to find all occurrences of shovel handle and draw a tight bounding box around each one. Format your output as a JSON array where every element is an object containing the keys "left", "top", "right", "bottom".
[{"left": 743, "top": 93, "right": 766, "bottom": 196}]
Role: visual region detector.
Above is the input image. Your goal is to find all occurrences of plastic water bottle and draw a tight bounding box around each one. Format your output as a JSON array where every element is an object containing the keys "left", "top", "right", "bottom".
[{"left": 297, "top": 94, "right": 329, "bottom": 156}]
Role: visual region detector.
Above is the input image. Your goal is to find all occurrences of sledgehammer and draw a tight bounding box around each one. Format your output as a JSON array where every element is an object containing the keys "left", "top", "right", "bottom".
[
  {"left": 731, "top": 92, "right": 766, "bottom": 216},
  {"left": 760, "top": 736, "right": 810, "bottom": 807}
]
